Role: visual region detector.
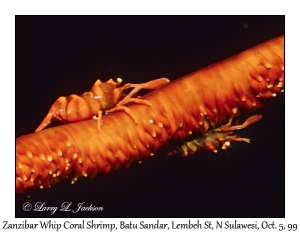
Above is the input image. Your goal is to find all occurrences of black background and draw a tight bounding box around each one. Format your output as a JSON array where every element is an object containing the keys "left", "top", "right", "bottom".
[{"left": 16, "top": 16, "right": 284, "bottom": 218}]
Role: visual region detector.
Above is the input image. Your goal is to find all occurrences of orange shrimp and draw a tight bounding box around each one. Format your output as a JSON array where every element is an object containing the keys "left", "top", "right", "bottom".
[
  {"left": 167, "top": 115, "right": 263, "bottom": 156},
  {"left": 35, "top": 77, "right": 170, "bottom": 132}
]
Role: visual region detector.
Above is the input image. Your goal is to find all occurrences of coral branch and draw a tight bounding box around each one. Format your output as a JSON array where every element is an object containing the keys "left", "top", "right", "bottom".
[{"left": 16, "top": 35, "right": 284, "bottom": 193}]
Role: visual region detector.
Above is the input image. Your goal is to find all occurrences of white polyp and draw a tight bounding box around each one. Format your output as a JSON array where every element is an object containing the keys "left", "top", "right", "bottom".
[
  {"left": 93, "top": 116, "right": 98, "bottom": 120},
  {"left": 93, "top": 95, "right": 102, "bottom": 99},
  {"left": 149, "top": 119, "right": 153, "bottom": 123}
]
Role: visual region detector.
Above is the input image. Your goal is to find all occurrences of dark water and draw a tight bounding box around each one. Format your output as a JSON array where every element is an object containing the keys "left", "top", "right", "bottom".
[{"left": 15, "top": 16, "right": 284, "bottom": 217}]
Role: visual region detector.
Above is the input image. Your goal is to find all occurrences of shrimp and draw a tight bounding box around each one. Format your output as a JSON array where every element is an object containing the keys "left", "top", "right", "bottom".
[{"left": 35, "top": 77, "right": 170, "bottom": 132}]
